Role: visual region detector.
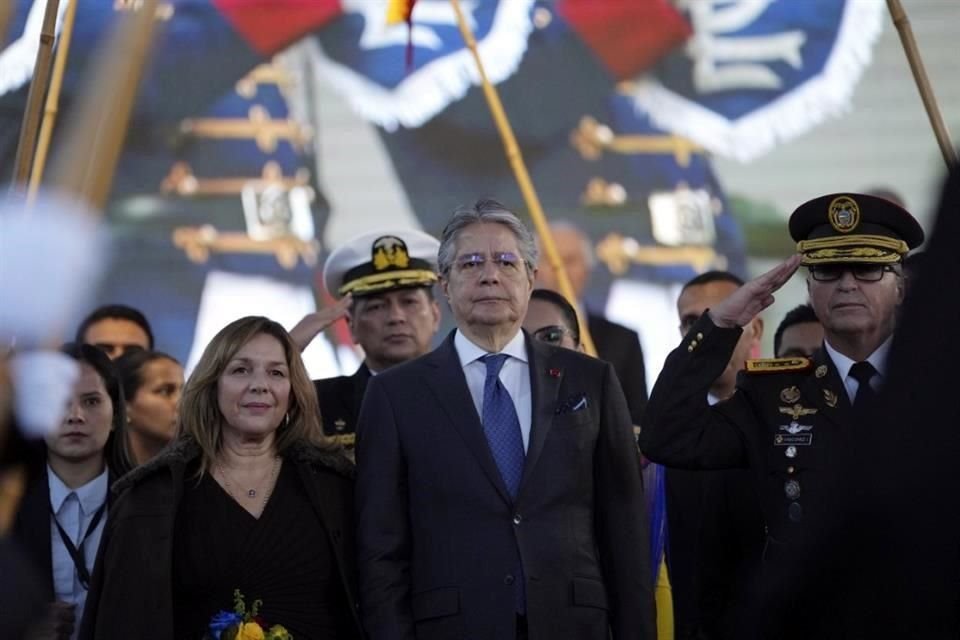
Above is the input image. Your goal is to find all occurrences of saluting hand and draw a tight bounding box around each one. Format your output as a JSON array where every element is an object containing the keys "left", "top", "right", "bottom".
[
  {"left": 709, "top": 255, "right": 802, "bottom": 328},
  {"left": 289, "top": 293, "right": 353, "bottom": 352}
]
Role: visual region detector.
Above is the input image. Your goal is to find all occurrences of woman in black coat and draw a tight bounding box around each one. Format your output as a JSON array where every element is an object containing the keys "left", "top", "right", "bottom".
[{"left": 81, "top": 316, "right": 362, "bottom": 640}]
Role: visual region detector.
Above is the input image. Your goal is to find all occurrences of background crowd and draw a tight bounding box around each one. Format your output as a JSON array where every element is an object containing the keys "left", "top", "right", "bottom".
[{"left": 1, "top": 167, "right": 959, "bottom": 640}]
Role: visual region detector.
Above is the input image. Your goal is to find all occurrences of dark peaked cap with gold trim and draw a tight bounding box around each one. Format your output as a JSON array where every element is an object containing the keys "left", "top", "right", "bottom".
[
  {"left": 789, "top": 192, "right": 924, "bottom": 266},
  {"left": 323, "top": 229, "right": 440, "bottom": 297}
]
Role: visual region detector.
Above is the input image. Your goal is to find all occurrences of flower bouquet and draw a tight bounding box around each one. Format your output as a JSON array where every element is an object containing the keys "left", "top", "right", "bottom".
[{"left": 204, "top": 589, "right": 293, "bottom": 640}]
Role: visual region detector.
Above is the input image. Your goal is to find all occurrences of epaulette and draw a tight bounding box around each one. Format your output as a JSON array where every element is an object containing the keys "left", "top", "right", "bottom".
[{"left": 745, "top": 357, "right": 812, "bottom": 374}]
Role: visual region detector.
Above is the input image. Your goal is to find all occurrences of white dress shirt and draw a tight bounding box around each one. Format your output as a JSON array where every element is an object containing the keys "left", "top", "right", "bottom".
[
  {"left": 454, "top": 329, "right": 533, "bottom": 452},
  {"left": 48, "top": 465, "right": 109, "bottom": 640},
  {"left": 823, "top": 336, "right": 892, "bottom": 404}
]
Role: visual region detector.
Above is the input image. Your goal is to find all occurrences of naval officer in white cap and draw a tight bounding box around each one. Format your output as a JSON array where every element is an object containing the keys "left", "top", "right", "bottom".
[{"left": 295, "top": 229, "right": 442, "bottom": 449}]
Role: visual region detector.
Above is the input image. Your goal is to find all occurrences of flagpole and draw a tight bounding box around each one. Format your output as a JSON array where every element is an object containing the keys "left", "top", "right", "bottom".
[
  {"left": 0, "top": 4, "right": 15, "bottom": 44},
  {"left": 886, "top": 0, "right": 957, "bottom": 167},
  {"left": 448, "top": 0, "right": 597, "bottom": 357},
  {"left": 48, "top": 0, "right": 161, "bottom": 210},
  {"left": 27, "top": 0, "right": 79, "bottom": 202},
  {"left": 10, "top": 0, "right": 61, "bottom": 190}
]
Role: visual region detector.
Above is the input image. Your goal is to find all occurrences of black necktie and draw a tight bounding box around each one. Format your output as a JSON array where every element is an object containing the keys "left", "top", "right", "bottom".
[{"left": 849, "top": 361, "right": 879, "bottom": 411}]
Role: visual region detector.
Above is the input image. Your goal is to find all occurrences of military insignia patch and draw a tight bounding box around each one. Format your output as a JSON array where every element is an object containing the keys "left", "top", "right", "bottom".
[
  {"left": 823, "top": 389, "right": 839, "bottom": 408},
  {"left": 746, "top": 357, "right": 812, "bottom": 374},
  {"left": 780, "top": 386, "right": 801, "bottom": 404},
  {"left": 779, "top": 404, "right": 817, "bottom": 421},
  {"left": 828, "top": 195, "right": 860, "bottom": 233}
]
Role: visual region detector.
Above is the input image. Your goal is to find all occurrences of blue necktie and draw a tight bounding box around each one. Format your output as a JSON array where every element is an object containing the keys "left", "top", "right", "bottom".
[
  {"left": 481, "top": 353, "right": 527, "bottom": 613},
  {"left": 481, "top": 353, "right": 525, "bottom": 499}
]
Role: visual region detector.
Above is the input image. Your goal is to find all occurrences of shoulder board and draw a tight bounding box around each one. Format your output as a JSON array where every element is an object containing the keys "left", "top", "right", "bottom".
[{"left": 745, "top": 357, "right": 812, "bottom": 374}]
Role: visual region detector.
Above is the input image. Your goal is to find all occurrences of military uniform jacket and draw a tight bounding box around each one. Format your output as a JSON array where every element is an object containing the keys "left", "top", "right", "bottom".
[
  {"left": 640, "top": 314, "right": 856, "bottom": 550},
  {"left": 314, "top": 364, "right": 372, "bottom": 448}
]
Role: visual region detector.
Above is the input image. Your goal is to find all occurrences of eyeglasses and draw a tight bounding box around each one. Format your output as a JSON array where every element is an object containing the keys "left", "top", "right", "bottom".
[
  {"left": 808, "top": 264, "right": 899, "bottom": 282},
  {"left": 532, "top": 325, "right": 575, "bottom": 345},
  {"left": 451, "top": 252, "right": 527, "bottom": 276}
]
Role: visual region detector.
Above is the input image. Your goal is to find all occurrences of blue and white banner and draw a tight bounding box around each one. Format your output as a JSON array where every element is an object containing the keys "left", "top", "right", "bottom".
[
  {"left": 631, "top": 0, "right": 884, "bottom": 162},
  {"left": 310, "top": 0, "right": 534, "bottom": 131}
]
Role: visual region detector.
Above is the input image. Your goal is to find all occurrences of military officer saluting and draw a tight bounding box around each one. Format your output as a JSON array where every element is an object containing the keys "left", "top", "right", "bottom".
[
  {"left": 640, "top": 193, "right": 924, "bottom": 555},
  {"left": 293, "top": 230, "right": 442, "bottom": 451}
]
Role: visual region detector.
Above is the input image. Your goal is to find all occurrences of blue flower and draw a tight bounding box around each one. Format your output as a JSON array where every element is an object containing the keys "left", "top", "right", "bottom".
[{"left": 209, "top": 611, "right": 242, "bottom": 639}]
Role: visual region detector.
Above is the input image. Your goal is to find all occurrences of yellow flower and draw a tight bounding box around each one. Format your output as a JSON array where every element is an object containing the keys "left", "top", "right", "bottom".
[
  {"left": 266, "top": 625, "right": 292, "bottom": 640},
  {"left": 237, "top": 622, "right": 265, "bottom": 640}
]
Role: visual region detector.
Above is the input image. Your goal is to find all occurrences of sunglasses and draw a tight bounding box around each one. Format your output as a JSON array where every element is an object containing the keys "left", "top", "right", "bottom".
[
  {"left": 532, "top": 325, "right": 573, "bottom": 345},
  {"left": 808, "top": 264, "right": 898, "bottom": 282},
  {"left": 92, "top": 343, "right": 146, "bottom": 357}
]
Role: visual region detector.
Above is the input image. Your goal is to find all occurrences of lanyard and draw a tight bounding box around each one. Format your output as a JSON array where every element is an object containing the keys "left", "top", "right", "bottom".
[{"left": 49, "top": 499, "right": 107, "bottom": 590}]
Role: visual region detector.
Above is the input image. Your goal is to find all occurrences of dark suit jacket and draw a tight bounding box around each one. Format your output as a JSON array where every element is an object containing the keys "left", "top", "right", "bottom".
[
  {"left": 355, "top": 330, "right": 655, "bottom": 640},
  {"left": 12, "top": 464, "right": 120, "bottom": 602},
  {"left": 12, "top": 465, "right": 56, "bottom": 601},
  {"left": 587, "top": 313, "right": 648, "bottom": 425},
  {"left": 314, "top": 364, "right": 372, "bottom": 447}
]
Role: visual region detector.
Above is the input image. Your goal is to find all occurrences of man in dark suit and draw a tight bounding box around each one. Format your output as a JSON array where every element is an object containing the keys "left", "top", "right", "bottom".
[
  {"left": 534, "top": 222, "right": 648, "bottom": 424},
  {"left": 356, "top": 199, "right": 655, "bottom": 640},
  {"left": 291, "top": 229, "right": 442, "bottom": 450}
]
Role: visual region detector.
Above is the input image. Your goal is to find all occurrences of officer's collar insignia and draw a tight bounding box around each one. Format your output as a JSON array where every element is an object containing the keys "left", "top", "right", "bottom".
[
  {"left": 828, "top": 195, "right": 860, "bottom": 233},
  {"left": 745, "top": 357, "right": 812, "bottom": 374},
  {"left": 372, "top": 236, "right": 411, "bottom": 272},
  {"left": 823, "top": 389, "right": 839, "bottom": 408},
  {"left": 779, "top": 404, "right": 817, "bottom": 421},
  {"left": 780, "top": 386, "right": 801, "bottom": 404},
  {"left": 815, "top": 364, "right": 828, "bottom": 379}
]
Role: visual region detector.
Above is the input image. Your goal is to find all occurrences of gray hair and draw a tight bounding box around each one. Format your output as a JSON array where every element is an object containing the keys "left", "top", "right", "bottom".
[{"left": 438, "top": 199, "right": 539, "bottom": 275}]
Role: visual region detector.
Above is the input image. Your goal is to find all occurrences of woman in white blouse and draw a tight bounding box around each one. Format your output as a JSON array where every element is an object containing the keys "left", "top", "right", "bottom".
[{"left": 12, "top": 343, "right": 131, "bottom": 640}]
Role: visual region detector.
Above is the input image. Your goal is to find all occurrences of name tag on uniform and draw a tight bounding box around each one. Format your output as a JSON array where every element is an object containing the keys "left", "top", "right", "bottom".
[{"left": 775, "top": 433, "right": 813, "bottom": 446}]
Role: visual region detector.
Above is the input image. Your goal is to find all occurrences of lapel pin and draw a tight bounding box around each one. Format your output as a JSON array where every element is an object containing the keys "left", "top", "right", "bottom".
[
  {"left": 548, "top": 368, "right": 561, "bottom": 378},
  {"left": 823, "top": 389, "right": 838, "bottom": 408},
  {"left": 780, "top": 386, "right": 801, "bottom": 404},
  {"left": 815, "top": 365, "right": 828, "bottom": 378}
]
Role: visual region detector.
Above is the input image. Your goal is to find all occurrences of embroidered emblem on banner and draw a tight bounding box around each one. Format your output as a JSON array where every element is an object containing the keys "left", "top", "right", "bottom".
[{"left": 629, "top": 0, "right": 886, "bottom": 161}]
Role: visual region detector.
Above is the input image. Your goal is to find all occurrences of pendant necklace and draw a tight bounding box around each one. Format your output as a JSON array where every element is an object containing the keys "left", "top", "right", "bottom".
[{"left": 217, "top": 456, "right": 280, "bottom": 507}]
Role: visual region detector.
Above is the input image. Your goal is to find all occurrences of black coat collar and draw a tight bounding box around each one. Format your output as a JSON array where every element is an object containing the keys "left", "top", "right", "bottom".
[{"left": 113, "top": 437, "right": 354, "bottom": 496}]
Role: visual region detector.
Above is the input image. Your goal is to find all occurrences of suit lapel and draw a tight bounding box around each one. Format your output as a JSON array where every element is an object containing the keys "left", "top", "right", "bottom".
[
  {"left": 14, "top": 466, "right": 55, "bottom": 599},
  {"left": 351, "top": 364, "right": 372, "bottom": 424},
  {"left": 800, "top": 348, "right": 852, "bottom": 429},
  {"left": 518, "top": 336, "right": 562, "bottom": 498},
  {"left": 424, "top": 333, "right": 513, "bottom": 504}
]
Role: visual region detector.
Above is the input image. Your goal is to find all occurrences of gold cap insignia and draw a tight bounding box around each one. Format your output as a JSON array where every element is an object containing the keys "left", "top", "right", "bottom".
[
  {"left": 372, "top": 236, "right": 411, "bottom": 272},
  {"left": 823, "top": 389, "right": 838, "bottom": 408},
  {"left": 828, "top": 196, "right": 860, "bottom": 233},
  {"left": 815, "top": 365, "right": 827, "bottom": 378},
  {"left": 780, "top": 386, "right": 801, "bottom": 404}
]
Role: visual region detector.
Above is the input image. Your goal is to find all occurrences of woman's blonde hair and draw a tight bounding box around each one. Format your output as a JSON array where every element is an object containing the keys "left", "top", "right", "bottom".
[{"left": 178, "top": 316, "right": 334, "bottom": 476}]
